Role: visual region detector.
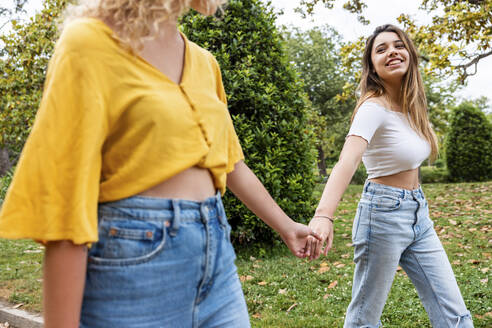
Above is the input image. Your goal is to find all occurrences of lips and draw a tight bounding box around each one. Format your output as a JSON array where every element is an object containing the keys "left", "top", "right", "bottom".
[{"left": 386, "top": 58, "right": 403, "bottom": 66}]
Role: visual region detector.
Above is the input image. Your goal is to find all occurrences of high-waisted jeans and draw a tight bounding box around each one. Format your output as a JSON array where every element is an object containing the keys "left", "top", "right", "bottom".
[
  {"left": 80, "top": 192, "right": 250, "bottom": 328},
  {"left": 344, "top": 181, "right": 473, "bottom": 328}
]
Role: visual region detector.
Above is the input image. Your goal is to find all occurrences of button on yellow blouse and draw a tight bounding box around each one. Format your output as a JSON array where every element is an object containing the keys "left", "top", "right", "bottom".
[{"left": 0, "top": 18, "right": 244, "bottom": 245}]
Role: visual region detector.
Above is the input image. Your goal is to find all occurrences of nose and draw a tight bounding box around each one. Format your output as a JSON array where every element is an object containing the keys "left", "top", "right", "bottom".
[{"left": 388, "top": 47, "right": 398, "bottom": 57}]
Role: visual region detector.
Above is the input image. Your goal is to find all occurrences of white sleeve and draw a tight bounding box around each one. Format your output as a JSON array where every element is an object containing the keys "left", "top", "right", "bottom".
[{"left": 347, "top": 102, "right": 386, "bottom": 143}]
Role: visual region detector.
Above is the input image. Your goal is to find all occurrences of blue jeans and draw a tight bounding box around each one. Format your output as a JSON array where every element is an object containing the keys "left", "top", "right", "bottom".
[
  {"left": 344, "top": 181, "right": 473, "bottom": 328},
  {"left": 80, "top": 192, "right": 250, "bottom": 328}
]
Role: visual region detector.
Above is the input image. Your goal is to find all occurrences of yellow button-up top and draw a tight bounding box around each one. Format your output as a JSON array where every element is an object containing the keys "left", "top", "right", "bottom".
[{"left": 0, "top": 18, "right": 244, "bottom": 244}]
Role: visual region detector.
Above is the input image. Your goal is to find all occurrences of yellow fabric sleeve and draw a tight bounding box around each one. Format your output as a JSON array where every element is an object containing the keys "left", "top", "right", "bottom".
[{"left": 0, "top": 51, "right": 109, "bottom": 245}]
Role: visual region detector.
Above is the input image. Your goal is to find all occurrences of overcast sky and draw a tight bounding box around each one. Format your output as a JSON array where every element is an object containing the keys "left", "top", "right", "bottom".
[{"left": 11, "top": 0, "right": 492, "bottom": 110}]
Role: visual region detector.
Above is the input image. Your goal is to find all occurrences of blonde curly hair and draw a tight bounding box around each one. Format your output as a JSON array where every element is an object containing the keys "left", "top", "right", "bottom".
[{"left": 62, "top": 0, "right": 226, "bottom": 50}]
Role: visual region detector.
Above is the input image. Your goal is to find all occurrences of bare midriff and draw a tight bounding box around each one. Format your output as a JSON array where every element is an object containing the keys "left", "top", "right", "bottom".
[
  {"left": 369, "top": 167, "right": 420, "bottom": 190},
  {"left": 138, "top": 166, "right": 216, "bottom": 201}
]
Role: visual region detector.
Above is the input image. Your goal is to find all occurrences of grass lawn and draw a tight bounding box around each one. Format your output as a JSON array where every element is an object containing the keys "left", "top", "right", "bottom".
[{"left": 0, "top": 181, "right": 490, "bottom": 327}]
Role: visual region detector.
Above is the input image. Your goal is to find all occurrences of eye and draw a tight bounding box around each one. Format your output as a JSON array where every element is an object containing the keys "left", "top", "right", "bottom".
[
  {"left": 396, "top": 43, "right": 405, "bottom": 49},
  {"left": 376, "top": 48, "right": 385, "bottom": 53}
]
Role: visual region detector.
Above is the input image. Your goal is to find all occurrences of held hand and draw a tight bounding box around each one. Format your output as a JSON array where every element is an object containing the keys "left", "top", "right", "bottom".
[
  {"left": 306, "top": 217, "right": 334, "bottom": 260},
  {"left": 280, "top": 222, "right": 321, "bottom": 259}
]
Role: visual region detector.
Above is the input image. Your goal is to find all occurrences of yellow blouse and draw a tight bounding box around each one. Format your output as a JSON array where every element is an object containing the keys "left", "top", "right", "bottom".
[{"left": 0, "top": 18, "right": 244, "bottom": 245}]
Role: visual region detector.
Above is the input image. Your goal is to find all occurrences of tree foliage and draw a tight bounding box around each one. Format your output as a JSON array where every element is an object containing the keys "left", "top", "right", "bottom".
[
  {"left": 445, "top": 101, "right": 492, "bottom": 182},
  {"left": 283, "top": 26, "right": 355, "bottom": 171},
  {"left": 0, "top": 0, "right": 65, "bottom": 163},
  {"left": 182, "top": 0, "right": 318, "bottom": 244}
]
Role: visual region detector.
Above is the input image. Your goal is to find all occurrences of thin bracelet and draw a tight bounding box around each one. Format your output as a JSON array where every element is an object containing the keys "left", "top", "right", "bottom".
[{"left": 313, "top": 215, "right": 334, "bottom": 223}]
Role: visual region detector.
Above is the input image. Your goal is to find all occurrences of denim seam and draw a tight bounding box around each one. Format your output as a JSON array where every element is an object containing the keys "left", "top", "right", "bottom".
[
  {"left": 354, "top": 195, "right": 374, "bottom": 326},
  {"left": 408, "top": 250, "right": 450, "bottom": 326}
]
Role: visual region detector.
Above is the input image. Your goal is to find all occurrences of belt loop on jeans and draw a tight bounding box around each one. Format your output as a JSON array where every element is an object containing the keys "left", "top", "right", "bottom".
[
  {"left": 214, "top": 191, "right": 228, "bottom": 227},
  {"left": 170, "top": 199, "right": 181, "bottom": 237}
]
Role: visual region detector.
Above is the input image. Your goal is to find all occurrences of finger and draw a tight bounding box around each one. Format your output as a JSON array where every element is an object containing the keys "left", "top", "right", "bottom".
[
  {"left": 311, "top": 239, "right": 319, "bottom": 261},
  {"left": 324, "top": 233, "right": 334, "bottom": 256},
  {"left": 305, "top": 237, "right": 312, "bottom": 258},
  {"left": 309, "top": 229, "right": 322, "bottom": 241},
  {"left": 313, "top": 238, "right": 321, "bottom": 260}
]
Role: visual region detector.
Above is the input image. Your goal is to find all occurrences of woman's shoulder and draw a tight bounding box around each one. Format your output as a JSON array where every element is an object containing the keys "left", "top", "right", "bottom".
[
  {"left": 358, "top": 98, "right": 389, "bottom": 113},
  {"left": 185, "top": 37, "right": 219, "bottom": 67},
  {"left": 56, "top": 17, "right": 115, "bottom": 55}
]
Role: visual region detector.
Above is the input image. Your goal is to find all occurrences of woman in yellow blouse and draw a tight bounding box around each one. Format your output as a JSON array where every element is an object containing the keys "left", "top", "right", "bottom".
[{"left": 0, "top": 1, "right": 319, "bottom": 327}]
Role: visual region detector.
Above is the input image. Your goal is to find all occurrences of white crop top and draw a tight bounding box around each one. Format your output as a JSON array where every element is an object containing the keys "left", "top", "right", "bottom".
[{"left": 347, "top": 102, "right": 431, "bottom": 179}]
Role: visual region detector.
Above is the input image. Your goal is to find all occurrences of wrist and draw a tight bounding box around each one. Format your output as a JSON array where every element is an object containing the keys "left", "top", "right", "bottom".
[
  {"left": 312, "top": 215, "right": 334, "bottom": 223},
  {"left": 275, "top": 216, "right": 297, "bottom": 238}
]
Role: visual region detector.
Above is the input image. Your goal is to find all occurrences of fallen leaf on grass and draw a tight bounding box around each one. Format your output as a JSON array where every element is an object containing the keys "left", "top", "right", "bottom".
[
  {"left": 252, "top": 313, "right": 261, "bottom": 319},
  {"left": 449, "top": 219, "right": 457, "bottom": 226},
  {"left": 341, "top": 253, "right": 350, "bottom": 258},
  {"left": 468, "top": 259, "right": 480, "bottom": 264},
  {"left": 328, "top": 280, "right": 338, "bottom": 289},
  {"left": 278, "top": 289, "right": 287, "bottom": 295},
  {"left": 257, "top": 281, "right": 267, "bottom": 286},
  {"left": 452, "top": 260, "right": 461, "bottom": 265},
  {"left": 318, "top": 266, "right": 330, "bottom": 274},
  {"left": 335, "top": 263, "right": 346, "bottom": 268},
  {"left": 480, "top": 278, "right": 488, "bottom": 284},
  {"left": 320, "top": 262, "right": 328, "bottom": 267},
  {"left": 286, "top": 303, "right": 297, "bottom": 312},
  {"left": 323, "top": 294, "right": 331, "bottom": 300},
  {"left": 12, "top": 303, "right": 23, "bottom": 309},
  {"left": 240, "top": 275, "right": 253, "bottom": 282},
  {"left": 480, "top": 268, "right": 489, "bottom": 273}
]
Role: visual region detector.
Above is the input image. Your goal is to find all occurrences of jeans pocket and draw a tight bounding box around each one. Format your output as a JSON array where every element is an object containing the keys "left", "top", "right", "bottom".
[
  {"left": 88, "top": 218, "right": 166, "bottom": 266},
  {"left": 372, "top": 195, "right": 401, "bottom": 211}
]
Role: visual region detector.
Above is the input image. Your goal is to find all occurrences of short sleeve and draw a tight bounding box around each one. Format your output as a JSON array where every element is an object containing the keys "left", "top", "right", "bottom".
[
  {"left": 211, "top": 56, "right": 244, "bottom": 173},
  {"left": 347, "top": 102, "right": 386, "bottom": 143},
  {"left": 0, "top": 50, "right": 108, "bottom": 245}
]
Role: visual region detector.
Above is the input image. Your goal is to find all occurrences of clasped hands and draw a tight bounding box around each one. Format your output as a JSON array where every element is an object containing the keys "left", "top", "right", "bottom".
[
  {"left": 280, "top": 217, "right": 333, "bottom": 260},
  {"left": 305, "top": 216, "right": 334, "bottom": 260}
]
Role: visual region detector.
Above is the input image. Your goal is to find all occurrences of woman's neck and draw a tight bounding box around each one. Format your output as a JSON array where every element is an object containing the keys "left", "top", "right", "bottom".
[{"left": 383, "top": 81, "right": 402, "bottom": 111}]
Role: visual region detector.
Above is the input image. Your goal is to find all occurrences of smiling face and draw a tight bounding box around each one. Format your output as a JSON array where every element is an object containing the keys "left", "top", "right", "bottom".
[{"left": 370, "top": 32, "right": 410, "bottom": 84}]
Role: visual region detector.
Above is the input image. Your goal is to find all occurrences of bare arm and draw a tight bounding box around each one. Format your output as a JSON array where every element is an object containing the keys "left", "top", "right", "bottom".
[
  {"left": 307, "top": 136, "right": 367, "bottom": 259},
  {"left": 43, "top": 241, "right": 87, "bottom": 328},
  {"left": 227, "top": 160, "right": 319, "bottom": 258}
]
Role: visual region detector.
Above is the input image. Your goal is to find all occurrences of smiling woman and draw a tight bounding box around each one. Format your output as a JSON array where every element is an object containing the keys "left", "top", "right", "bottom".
[{"left": 306, "top": 24, "right": 474, "bottom": 328}]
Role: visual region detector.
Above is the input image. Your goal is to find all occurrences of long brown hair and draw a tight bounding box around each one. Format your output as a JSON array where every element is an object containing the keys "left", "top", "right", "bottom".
[{"left": 352, "top": 24, "right": 438, "bottom": 161}]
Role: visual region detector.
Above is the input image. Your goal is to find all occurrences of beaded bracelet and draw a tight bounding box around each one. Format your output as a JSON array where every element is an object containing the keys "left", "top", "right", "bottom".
[{"left": 313, "top": 215, "right": 334, "bottom": 223}]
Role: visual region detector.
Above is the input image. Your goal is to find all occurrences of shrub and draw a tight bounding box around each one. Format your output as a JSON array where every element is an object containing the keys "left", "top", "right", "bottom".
[
  {"left": 181, "top": 0, "right": 318, "bottom": 244},
  {"left": 350, "top": 165, "right": 367, "bottom": 185},
  {"left": 0, "top": 168, "right": 14, "bottom": 206},
  {"left": 445, "top": 102, "right": 492, "bottom": 182}
]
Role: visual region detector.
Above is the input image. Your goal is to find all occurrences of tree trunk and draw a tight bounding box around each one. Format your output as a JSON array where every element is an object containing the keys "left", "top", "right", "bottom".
[
  {"left": 317, "top": 145, "right": 327, "bottom": 176},
  {"left": 0, "top": 147, "right": 12, "bottom": 176}
]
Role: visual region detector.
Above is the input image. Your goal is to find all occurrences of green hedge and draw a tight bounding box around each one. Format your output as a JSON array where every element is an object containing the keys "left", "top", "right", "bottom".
[
  {"left": 420, "top": 166, "right": 449, "bottom": 183},
  {"left": 181, "top": 0, "right": 318, "bottom": 244},
  {"left": 445, "top": 102, "right": 492, "bottom": 182}
]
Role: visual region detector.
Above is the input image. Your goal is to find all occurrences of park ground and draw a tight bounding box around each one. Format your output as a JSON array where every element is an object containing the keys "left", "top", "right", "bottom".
[{"left": 0, "top": 181, "right": 491, "bottom": 327}]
